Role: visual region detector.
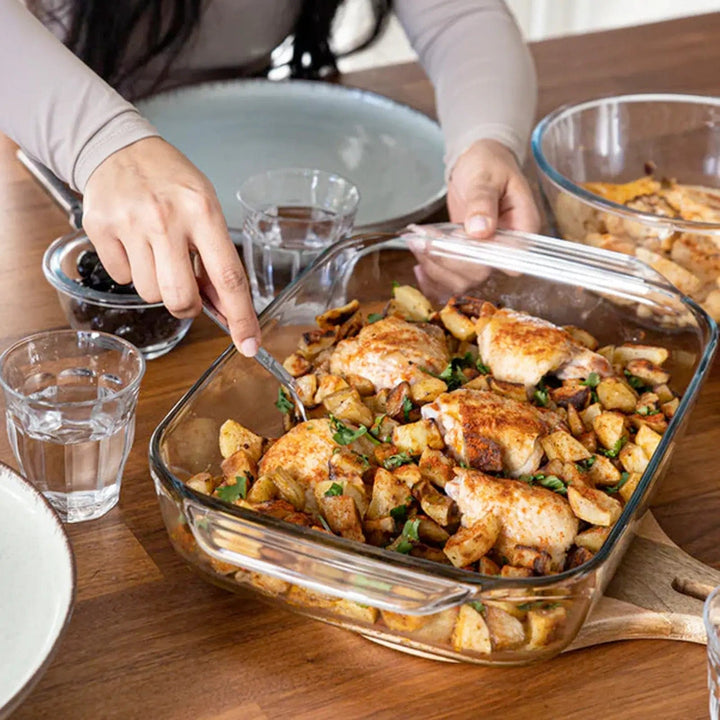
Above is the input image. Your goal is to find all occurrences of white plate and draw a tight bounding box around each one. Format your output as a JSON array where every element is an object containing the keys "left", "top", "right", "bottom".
[
  {"left": 0, "top": 462, "right": 75, "bottom": 719},
  {"left": 137, "top": 79, "right": 446, "bottom": 231}
]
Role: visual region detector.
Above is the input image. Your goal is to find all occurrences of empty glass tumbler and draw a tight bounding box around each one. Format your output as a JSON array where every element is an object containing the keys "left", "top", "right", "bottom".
[
  {"left": 0, "top": 329, "right": 145, "bottom": 522},
  {"left": 237, "top": 168, "right": 360, "bottom": 310}
]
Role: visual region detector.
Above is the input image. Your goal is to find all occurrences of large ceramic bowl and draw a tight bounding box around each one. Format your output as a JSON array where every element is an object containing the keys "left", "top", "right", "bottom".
[
  {"left": 532, "top": 93, "right": 720, "bottom": 322},
  {"left": 149, "top": 224, "right": 716, "bottom": 666}
]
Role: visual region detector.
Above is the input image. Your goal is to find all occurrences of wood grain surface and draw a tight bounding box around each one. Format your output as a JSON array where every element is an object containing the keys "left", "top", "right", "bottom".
[{"left": 5, "top": 12, "right": 720, "bottom": 720}]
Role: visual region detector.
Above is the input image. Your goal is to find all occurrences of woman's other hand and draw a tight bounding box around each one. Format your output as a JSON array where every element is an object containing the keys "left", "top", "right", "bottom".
[
  {"left": 82, "top": 137, "right": 260, "bottom": 356},
  {"left": 447, "top": 138, "right": 541, "bottom": 237}
]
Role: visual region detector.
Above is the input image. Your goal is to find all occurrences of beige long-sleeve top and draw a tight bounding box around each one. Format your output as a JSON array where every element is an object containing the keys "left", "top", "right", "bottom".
[{"left": 0, "top": 0, "right": 536, "bottom": 192}]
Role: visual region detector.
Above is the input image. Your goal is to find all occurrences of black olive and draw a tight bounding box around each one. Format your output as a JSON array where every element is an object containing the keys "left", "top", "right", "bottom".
[{"left": 76, "top": 250, "right": 98, "bottom": 279}]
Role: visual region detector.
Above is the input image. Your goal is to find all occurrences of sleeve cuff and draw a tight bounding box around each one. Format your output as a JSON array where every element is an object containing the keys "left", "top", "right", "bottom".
[{"left": 72, "top": 109, "right": 159, "bottom": 192}]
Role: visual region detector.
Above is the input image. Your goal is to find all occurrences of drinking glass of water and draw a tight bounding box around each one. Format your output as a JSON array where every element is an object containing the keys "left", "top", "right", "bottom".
[
  {"left": 0, "top": 329, "right": 145, "bottom": 523},
  {"left": 237, "top": 168, "right": 360, "bottom": 310}
]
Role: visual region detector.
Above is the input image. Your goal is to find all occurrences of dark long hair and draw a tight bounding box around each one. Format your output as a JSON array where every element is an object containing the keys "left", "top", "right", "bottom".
[{"left": 29, "top": 0, "right": 392, "bottom": 95}]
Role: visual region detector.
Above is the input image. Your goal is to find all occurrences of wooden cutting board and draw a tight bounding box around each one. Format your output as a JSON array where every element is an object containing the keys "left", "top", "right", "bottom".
[{"left": 567, "top": 512, "right": 720, "bottom": 651}]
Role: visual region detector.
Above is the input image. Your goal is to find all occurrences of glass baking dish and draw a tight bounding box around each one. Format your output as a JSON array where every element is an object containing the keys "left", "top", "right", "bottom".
[{"left": 149, "top": 224, "right": 717, "bottom": 665}]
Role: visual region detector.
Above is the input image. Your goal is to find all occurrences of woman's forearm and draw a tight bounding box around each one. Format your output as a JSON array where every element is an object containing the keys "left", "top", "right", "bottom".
[
  {"left": 395, "top": 0, "right": 537, "bottom": 177},
  {"left": 0, "top": 0, "right": 157, "bottom": 190}
]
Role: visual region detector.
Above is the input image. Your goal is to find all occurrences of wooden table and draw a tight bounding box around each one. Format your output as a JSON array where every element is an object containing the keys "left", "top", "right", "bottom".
[{"left": 4, "top": 12, "right": 720, "bottom": 720}]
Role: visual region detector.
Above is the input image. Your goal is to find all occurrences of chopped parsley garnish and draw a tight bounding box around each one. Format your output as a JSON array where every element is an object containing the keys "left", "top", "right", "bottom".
[
  {"left": 476, "top": 358, "right": 490, "bottom": 375},
  {"left": 383, "top": 452, "right": 413, "bottom": 470},
  {"left": 601, "top": 436, "right": 627, "bottom": 458},
  {"left": 637, "top": 405, "right": 652, "bottom": 416},
  {"left": 533, "top": 380, "right": 549, "bottom": 407},
  {"left": 581, "top": 372, "right": 601, "bottom": 388},
  {"left": 605, "top": 471, "right": 631, "bottom": 494},
  {"left": 519, "top": 473, "right": 567, "bottom": 496},
  {"left": 402, "top": 395, "right": 413, "bottom": 421},
  {"left": 389, "top": 504, "right": 408, "bottom": 524},
  {"left": 575, "top": 456, "right": 596, "bottom": 471},
  {"left": 468, "top": 601, "right": 486, "bottom": 614},
  {"left": 318, "top": 515, "right": 332, "bottom": 533},
  {"left": 324, "top": 482, "right": 344, "bottom": 497},
  {"left": 330, "top": 415, "right": 369, "bottom": 445},
  {"left": 624, "top": 370, "right": 650, "bottom": 392},
  {"left": 392, "top": 280, "right": 400, "bottom": 289},
  {"left": 392, "top": 518, "right": 421, "bottom": 554},
  {"left": 216, "top": 474, "right": 249, "bottom": 502},
  {"left": 517, "top": 601, "right": 561, "bottom": 611},
  {"left": 367, "top": 312, "right": 384, "bottom": 324},
  {"left": 438, "top": 353, "right": 475, "bottom": 391},
  {"left": 275, "top": 387, "right": 294, "bottom": 414},
  {"left": 458, "top": 460, "right": 470, "bottom": 469}
]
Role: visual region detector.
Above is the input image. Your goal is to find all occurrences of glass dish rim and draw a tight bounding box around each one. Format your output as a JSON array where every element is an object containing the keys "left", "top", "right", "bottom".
[
  {"left": 531, "top": 92, "right": 720, "bottom": 234},
  {"left": 149, "top": 226, "right": 718, "bottom": 592},
  {"left": 0, "top": 328, "right": 146, "bottom": 408},
  {"left": 43, "top": 232, "right": 166, "bottom": 309}
]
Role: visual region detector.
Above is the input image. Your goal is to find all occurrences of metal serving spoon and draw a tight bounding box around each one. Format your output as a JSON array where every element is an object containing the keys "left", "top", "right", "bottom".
[{"left": 201, "top": 296, "right": 308, "bottom": 421}]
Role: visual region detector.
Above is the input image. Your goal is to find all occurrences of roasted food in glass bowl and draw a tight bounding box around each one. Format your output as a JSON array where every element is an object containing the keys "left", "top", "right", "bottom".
[
  {"left": 150, "top": 225, "right": 716, "bottom": 666},
  {"left": 532, "top": 93, "right": 720, "bottom": 323}
]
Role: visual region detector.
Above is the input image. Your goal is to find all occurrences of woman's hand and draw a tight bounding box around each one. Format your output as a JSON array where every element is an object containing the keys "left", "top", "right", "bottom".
[
  {"left": 411, "top": 138, "right": 541, "bottom": 296},
  {"left": 82, "top": 137, "right": 260, "bottom": 356},
  {"left": 447, "top": 138, "right": 540, "bottom": 237}
]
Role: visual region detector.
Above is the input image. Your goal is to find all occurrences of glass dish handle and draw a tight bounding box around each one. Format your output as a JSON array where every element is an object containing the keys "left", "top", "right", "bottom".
[{"left": 184, "top": 498, "right": 477, "bottom": 616}]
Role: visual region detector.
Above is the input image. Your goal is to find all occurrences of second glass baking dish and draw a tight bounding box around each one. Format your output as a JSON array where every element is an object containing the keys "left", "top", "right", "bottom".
[{"left": 149, "top": 224, "right": 717, "bottom": 665}]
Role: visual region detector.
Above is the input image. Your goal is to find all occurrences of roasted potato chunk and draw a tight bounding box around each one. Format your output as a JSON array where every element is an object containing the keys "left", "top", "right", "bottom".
[
  {"left": 440, "top": 303, "right": 476, "bottom": 341},
  {"left": 315, "top": 300, "right": 360, "bottom": 331},
  {"left": 320, "top": 494, "right": 365, "bottom": 542},
  {"left": 246, "top": 475, "right": 278, "bottom": 504},
  {"left": 567, "top": 483, "right": 622, "bottom": 526},
  {"left": 335, "top": 599, "right": 378, "bottom": 624},
  {"left": 412, "top": 479, "right": 456, "bottom": 526},
  {"left": 282, "top": 352, "right": 312, "bottom": 378},
  {"left": 563, "top": 325, "right": 599, "bottom": 350},
  {"left": 323, "top": 387, "right": 374, "bottom": 427},
  {"left": 625, "top": 358, "right": 670, "bottom": 386},
  {"left": 365, "top": 467, "right": 413, "bottom": 520},
  {"left": 588, "top": 454, "right": 621, "bottom": 486},
  {"left": 509, "top": 545, "right": 553, "bottom": 575},
  {"left": 597, "top": 377, "right": 638, "bottom": 412},
  {"left": 219, "top": 419, "right": 264, "bottom": 462},
  {"left": 619, "top": 471, "right": 642, "bottom": 503},
  {"left": 186, "top": 472, "right": 217, "bottom": 495},
  {"left": 314, "top": 374, "right": 350, "bottom": 404},
  {"left": 486, "top": 605, "right": 526, "bottom": 649},
  {"left": 452, "top": 605, "right": 492, "bottom": 654},
  {"left": 619, "top": 442, "right": 650, "bottom": 474},
  {"left": 295, "top": 373, "right": 318, "bottom": 407},
  {"left": 661, "top": 397, "right": 679, "bottom": 419},
  {"left": 635, "top": 424, "right": 663, "bottom": 459},
  {"left": 221, "top": 449, "right": 257, "bottom": 481},
  {"left": 386, "top": 381, "right": 413, "bottom": 422},
  {"left": 525, "top": 605, "right": 567, "bottom": 649},
  {"left": 550, "top": 383, "right": 590, "bottom": 410},
  {"left": 298, "top": 328, "right": 338, "bottom": 359},
  {"left": 444, "top": 514, "right": 500, "bottom": 568},
  {"left": 392, "top": 419, "right": 444, "bottom": 455},
  {"left": 592, "top": 411, "right": 627, "bottom": 451},
  {"left": 410, "top": 375, "right": 448, "bottom": 404},
  {"left": 575, "top": 526, "right": 610, "bottom": 553},
  {"left": 418, "top": 448, "right": 455, "bottom": 488},
  {"left": 541, "top": 430, "right": 592, "bottom": 462},
  {"left": 345, "top": 374, "right": 376, "bottom": 396},
  {"left": 613, "top": 344, "right": 669, "bottom": 367},
  {"left": 392, "top": 284, "right": 433, "bottom": 321}
]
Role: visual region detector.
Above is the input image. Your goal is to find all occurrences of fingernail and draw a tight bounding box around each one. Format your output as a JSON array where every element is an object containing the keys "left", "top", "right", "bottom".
[
  {"left": 406, "top": 238, "right": 425, "bottom": 253},
  {"left": 239, "top": 337, "right": 259, "bottom": 357},
  {"left": 466, "top": 215, "right": 490, "bottom": 235}
]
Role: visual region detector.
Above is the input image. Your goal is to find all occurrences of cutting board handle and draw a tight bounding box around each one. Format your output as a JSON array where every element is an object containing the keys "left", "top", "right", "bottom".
[{"left": 568, "top": 512, "right": 720, "bottom": 651}]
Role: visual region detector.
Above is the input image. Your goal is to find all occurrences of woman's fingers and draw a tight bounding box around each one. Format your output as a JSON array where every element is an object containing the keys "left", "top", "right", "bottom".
[
  {"left": 82, "top": 137, "right": 262, "bottom": 358},
  {"left": 192, "top": 206, "right": 260, "bottom": 356},
  {"left": 499, "top": 174, "right": 542, "bottom": 234}
]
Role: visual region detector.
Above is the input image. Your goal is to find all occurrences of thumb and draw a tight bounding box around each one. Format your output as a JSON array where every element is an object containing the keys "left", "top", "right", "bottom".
[{"left": 462, "top": 184, "right": 500, "bottom": 239}]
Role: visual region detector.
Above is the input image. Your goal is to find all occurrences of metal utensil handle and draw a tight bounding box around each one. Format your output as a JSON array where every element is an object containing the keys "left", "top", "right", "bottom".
[
  {"left": 184, "top": 497, "right": 475, "bottom": 615},
  {"left": 16, "top": 150, "right": 84, "bottom": 230},
  {"left": 254, "top": 347, "right": 299, "bottom": 391}
]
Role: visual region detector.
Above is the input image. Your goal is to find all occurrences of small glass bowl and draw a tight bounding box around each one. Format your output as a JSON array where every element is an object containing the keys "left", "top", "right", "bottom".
[{"left": 43, "top": 233, "right": 192, "bottom": 360}]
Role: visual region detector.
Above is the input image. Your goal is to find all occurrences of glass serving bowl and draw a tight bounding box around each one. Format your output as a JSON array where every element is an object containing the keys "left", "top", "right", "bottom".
[
  {"left": 532, "top": 93, "right": 720, "bottom": 323},
  {"left": 43, "top": 233, "right": 193, "bottom": 360},
  {"left": 149, "top": 224, "right": 717, "bottom": 666}
]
